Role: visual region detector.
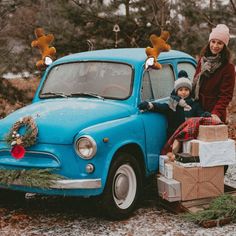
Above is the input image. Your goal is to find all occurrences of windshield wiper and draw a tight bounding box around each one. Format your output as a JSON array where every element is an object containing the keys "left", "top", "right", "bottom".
[
  {"left": 40, "top": 92, "right": 69, "bottom": 98},
  {"left": 70, "top": 92, "right": 104, "bottom": 99}
]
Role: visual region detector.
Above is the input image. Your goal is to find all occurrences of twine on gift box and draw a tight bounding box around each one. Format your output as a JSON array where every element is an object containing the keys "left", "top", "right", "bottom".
[
  {"left": 161, "top": 185, "right": 181, "bottom": 200},
  {"left": 162, "top": 191, "right": 168, "bottom": 200}
]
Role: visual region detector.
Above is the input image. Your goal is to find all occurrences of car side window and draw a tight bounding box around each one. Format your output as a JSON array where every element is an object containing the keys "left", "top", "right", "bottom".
[
  {"left": 177, "top": 63, "right": 196, "bottom": 81},
  {"left": 141, "top": 64, "right": 175, "bottom": 101},
  {"left": 141, "top": 71, "right": 154, "bottom": 101}
]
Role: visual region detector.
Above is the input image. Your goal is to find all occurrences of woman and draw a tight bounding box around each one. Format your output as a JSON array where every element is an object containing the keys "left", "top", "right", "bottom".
[{"left": 193, "top": 24, "right": 235, "bottom": 123}]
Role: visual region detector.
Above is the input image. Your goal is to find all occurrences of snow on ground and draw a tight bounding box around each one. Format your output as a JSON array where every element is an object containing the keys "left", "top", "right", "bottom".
[{"left": 0, "top": 164, "right": 235, "bottom": 236}]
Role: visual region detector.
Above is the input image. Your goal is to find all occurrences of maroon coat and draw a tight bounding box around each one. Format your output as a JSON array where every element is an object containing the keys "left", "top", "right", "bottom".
[{"left": 194, "top": 60, "right": 235, "bottom": 122}]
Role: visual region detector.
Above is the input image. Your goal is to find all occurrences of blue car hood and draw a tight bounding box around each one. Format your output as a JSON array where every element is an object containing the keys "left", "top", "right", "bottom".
[{"left": 0, "top": 99, "right": 132, "bottom": 144}]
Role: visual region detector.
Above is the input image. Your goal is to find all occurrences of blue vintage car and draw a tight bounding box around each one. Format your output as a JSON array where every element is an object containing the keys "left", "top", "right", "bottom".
[{"left": 0, "top": 48, "right": 196, "bottom": 219}]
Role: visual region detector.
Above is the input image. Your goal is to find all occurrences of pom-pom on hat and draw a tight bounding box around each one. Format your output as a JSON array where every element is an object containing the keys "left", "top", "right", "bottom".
[
  {"left": 174, "top": 70, "right": 192, "bottom": 92},
  {"left": 209, "top": 24, "right": 230, "bottom": 46}
]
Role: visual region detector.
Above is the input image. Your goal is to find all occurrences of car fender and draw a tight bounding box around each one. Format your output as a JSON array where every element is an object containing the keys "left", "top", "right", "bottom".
[{"left": 75, "top": 114, "right": 147, "bottom": 188}]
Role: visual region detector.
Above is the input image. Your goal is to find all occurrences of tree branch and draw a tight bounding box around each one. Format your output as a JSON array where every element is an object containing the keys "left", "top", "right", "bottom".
[
  {"left": 201, "top": 13, "right": 215, "bottom": 27},
  {"left": 71, "top": 0, "right": 115, "bottom": 24},
  {"left": 230, "top": 0, "right": 236, "bottom": 13}
]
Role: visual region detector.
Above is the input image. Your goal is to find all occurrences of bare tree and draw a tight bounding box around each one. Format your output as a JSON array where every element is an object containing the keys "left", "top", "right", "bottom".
[{"left": 149, "top": 0, "right": 170, "bottom": 31}]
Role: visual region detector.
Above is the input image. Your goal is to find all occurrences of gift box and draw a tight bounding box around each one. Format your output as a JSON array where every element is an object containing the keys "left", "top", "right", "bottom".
[
  {"left": 175, "top": 161, "right": 201, "bottom": 168},
  {"left": 164, "top": 163, "right": 173, "bottom": 179},
  {"left": 197, "top": 125, "right": 228, "bottom": 142},
  {"left": 198, "top": 139, "right": 236, "bottom": 167},
  {"left": 183, "top": 140, "right": 191, "bottom": 153},
  {"left": 159, "top": 155, "right": 169, "bottom": 175},
  {"left": 175, "top": 153, "right": 199, "bottom": 163},
  {"left": 191, "top": 140, "right": 200, "bottom": 156},
  {"left": 173, "top": 164, "right": 224, "bottom": 201},
  {"left": 157, "top": 176, "right": 181, "bottom": 202},
  {"left": 183, "top": 140, "right": 200, "bottom": 156}
]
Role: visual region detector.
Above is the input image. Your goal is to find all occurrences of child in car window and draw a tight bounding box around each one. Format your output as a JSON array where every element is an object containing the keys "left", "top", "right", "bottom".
[{"left": 138, "top": 70, "right": 211, "bottom": 139}]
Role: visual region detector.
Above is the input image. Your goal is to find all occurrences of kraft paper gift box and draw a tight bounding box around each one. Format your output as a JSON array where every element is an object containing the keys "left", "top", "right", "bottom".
[
  {"left": 159, "top": 155, "right": 169, "bottom": 175},
  {"left": 157, "top": 176, "right": 181, "bottom": 202},
  {"left": 197, "top": 125, "right": 228, "bottom": 142},
  {"left": 173, "top": 164, "right": 224, "bottom": 201},
  {"left": 198, "top": 139, "right": 236, "bottom": 167},
  {"left": 191, "top": 140, "right": 200, "bottom": 156},
  {"left": 183, "top": 140, "right": 200, "bottom": 156}
]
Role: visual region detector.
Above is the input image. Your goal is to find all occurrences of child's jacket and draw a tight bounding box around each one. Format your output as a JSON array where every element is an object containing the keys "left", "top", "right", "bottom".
[{"left": 152, "top": 95, "right": 207, "bottom": 138}]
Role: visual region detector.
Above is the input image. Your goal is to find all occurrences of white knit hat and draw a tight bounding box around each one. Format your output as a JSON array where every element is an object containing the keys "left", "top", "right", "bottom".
[
  {"left": 209, "top": 24, "right": 230, "bottom": 46},
  {"left": 174, "top": 70, "right": 192, "bottom": 92}
]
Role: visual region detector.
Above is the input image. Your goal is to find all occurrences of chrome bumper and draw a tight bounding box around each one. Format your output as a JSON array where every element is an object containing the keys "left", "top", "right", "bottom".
[
  {"left": 11, "top": 178, "right": 102, "bottom": 190},
  {"left": 51, "top": 178, "right": 102, "bottom": 189}
]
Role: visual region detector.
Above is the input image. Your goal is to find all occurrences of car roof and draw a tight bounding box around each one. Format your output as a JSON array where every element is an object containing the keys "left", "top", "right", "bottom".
[{"left": 55, "top": 48, "right": 194, "bottom": 66}]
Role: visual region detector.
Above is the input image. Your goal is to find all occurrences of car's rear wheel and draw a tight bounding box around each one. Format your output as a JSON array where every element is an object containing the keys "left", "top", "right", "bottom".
[{"left": 100, "top": 152, "right": 143, "bottom": 220}]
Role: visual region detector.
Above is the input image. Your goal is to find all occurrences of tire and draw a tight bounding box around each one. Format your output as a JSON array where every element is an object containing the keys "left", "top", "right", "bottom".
[{"left": 100, "top": 152, "right": 143, "bottom": 220}]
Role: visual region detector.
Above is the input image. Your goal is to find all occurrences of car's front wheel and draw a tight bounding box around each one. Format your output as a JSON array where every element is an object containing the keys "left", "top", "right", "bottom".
[{"left": 100, "top": 152, "right": 143, "bottom": 219}]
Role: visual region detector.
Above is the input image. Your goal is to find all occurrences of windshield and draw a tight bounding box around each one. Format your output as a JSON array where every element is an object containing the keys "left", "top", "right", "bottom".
[{"left": 40, "top": 62, "right": 133, "bottom": 99}]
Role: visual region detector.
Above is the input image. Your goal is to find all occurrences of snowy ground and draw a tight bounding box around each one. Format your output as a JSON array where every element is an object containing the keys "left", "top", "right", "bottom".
[
  {"left": 2, "top": 72, "right": 32, "bottom": 79},
  {"left": 0, "top": 164, "right": 235, "bottom": 236},
  {"left": 1, "top": 207, "right": 236, "bottom": 236}
]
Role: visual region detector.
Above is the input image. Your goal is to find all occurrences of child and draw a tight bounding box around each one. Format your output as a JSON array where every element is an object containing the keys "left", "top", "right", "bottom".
[{"left": 139, "top": 70, "right": 211, "bottom": 139}]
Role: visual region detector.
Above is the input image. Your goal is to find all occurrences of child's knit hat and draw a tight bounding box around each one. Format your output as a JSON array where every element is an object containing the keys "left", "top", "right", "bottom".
[
  {"left": 209, "top": 24, "right": 230, "bottom": 46},
  {"left": 174, "top": 70, "right": 192, "bottom": 92}
]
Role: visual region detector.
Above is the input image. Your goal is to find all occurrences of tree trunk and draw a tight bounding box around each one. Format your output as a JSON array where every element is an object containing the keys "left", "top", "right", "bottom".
[{"left": 125, "top": 0, "right": 130, "bottom": 19}]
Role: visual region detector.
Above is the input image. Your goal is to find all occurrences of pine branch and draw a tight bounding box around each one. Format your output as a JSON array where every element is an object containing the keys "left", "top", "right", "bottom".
[
  {"left": 183, "top": 194, "right": 236, "bottom": 224},
  {"left": 0, "top": 169, "right": 66, "bottom": 189}
]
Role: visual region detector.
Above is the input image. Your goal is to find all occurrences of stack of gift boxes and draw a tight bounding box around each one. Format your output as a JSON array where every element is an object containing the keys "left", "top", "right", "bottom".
[{"left": 157, "top": 125, "right": 236, "bottom": 202}]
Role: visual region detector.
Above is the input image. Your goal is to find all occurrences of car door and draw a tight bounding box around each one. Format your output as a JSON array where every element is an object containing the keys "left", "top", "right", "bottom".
[{"left": 139, "top": 64, "right": 175, "bottom": 172}]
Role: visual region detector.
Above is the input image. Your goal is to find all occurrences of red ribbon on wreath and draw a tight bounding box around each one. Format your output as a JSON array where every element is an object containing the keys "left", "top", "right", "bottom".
[{"left": 11, "top": 145, "right": 26, "bottom": 159}]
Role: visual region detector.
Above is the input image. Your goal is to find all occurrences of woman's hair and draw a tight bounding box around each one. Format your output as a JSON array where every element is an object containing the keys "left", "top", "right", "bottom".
[{"left": 200, "top": 43, "right": 231, "bottom": 64}]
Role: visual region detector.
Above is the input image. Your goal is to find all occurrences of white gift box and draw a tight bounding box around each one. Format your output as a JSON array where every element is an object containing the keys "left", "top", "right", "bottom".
[
  {"left": 199, "top": 139, "right": 236, "bottom": 167},
  {"left": 164, "top": 163, "right": 173, "bottom": 179},
  {"left": 157, "top": 176, "right": 181, "bottom": 202},
  {"left": 159, "top": 155, "right": 169, "bottom": 175},
  {"left": 183, "top": 140, "right": 191, "bottom": 153},
  {"left": 183, "top": 139, "right": 200, "bottom": 156}
]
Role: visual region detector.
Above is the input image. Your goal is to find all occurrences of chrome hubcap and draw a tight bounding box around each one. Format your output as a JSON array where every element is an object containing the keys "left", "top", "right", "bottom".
[
  {"left": 112, "top": 164, "right": 137, "bottom": 209},
  {"left": 114, "top": 173, "right": 129, "bottom": 200}
]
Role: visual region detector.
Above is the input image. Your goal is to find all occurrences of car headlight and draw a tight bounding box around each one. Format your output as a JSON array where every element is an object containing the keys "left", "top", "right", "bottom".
[{"left": 74, "top": 135, "right": 97, "bottom": 159}]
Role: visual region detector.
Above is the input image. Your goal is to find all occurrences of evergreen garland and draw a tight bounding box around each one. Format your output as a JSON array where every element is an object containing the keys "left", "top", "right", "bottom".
[
  {"left": 183, "top": 194, "right": 236, "bottom": 225},
  {"left": 0, "top": 169, "right": 66, "bottom": 189}
]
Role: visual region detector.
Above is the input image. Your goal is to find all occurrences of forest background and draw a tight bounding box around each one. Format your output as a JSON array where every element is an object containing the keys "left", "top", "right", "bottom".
[{"left": 0, "top": 0, "right": 236, "bottom": 131}]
